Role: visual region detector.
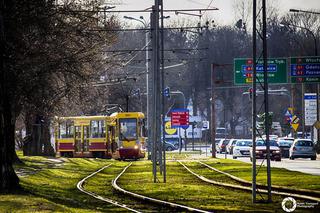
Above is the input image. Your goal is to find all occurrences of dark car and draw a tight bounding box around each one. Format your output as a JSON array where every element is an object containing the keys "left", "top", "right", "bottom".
[
  {"left": 277, "top": 138, "right": 294, "bottom": 158},
  {"left": 163, "top": 141, "right": 177, "bottom": 151},
  {"left": 250, "top": 139, "right": 281, "bottom": 161},
  {"left": 165, "top": 138, "right": 184, "bottom": 149},
  {"left": 217, "top": 139, "right": 230, "bottom": 153}
]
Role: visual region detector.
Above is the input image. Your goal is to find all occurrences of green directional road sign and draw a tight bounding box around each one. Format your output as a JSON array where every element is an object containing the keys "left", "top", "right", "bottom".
[
  {"left": 234, "top": 58, "right": 288, "bottom": 85},
  {"left": 290, "top": 56, "right": 320, "bottom": 83}
]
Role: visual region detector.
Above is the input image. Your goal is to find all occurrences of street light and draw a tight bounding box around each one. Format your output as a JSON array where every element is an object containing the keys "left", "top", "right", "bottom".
[
  {"left": 287, "top": 9, "right": 319, "bottom": 141},
  {"left": 124, "top": 15, "right": 151, "bottom": 158},
  {"left": 280, "top": 22, "right": 317, "bottom": 56},
  {"left": 289, "top": 9, "right": 320, "bottom": 15}
]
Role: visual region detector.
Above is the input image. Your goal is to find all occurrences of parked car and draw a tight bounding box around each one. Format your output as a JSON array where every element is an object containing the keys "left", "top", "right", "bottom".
[
  {"left": 216, "top": 127, "right": 226, "bottom": 138},
  {"left": 163, "top": 141, "right": 177, "bottom": 151},
  {"left": 210, "top": 139, "right": 221, "bottom": 153},
  {"left": 165, "top": 138, "right": 184, "bottom": 149},
  {"left": 250, "top": 139, "right": 281, "bottom": 161},
  {"left": 226, "top": 139, "right": 238, "bottom": 154},
  {"left": 232, "top": 139, "right": 252, "bottom": 159},
  {"left": 289, "top": 139, "right": 316, "bottom": 160},
  {"left": 277, "top": 137, "right": 294, "bottom": 158},
  {"left": 216, "top": 139, "right": 230, "bottom": 153}
]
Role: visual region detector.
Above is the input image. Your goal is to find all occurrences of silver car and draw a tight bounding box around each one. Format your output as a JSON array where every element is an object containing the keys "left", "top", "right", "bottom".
[
  {"left": 232, "top": 139, "right": 252, "bottom": 159},
  {"left": 289, "top": 139, "right": 316, "bottom": 160}
]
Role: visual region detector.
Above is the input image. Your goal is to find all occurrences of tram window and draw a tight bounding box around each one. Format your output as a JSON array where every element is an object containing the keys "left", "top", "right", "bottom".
[
  {"left": 59, "top": 121, "right": 74, "bottom": 138},
  {"left": 90, "top": 120, "right": 106, "bottom": 138},
  {"left": 119, "top": 118, "right": 137, "bottom": 140}
]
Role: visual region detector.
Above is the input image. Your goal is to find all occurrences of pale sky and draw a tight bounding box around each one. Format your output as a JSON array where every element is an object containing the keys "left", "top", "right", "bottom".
[{"left": 111, "top": 0, "right": 320, "bottom": 26}]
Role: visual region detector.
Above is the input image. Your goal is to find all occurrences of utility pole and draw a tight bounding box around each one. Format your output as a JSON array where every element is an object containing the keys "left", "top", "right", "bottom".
[{"left": 252, "top": 0, "right": 271, "bottom": 203}]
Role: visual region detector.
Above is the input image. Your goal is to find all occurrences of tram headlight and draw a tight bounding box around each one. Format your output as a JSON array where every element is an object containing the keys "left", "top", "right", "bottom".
[{"left": 134, "top": 145, "right": 139, "bottom": 149}]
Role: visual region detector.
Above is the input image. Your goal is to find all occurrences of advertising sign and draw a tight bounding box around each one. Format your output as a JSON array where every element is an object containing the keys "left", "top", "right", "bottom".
[{"left": 170, "top": 109, "right": 189, "bottom": 128}]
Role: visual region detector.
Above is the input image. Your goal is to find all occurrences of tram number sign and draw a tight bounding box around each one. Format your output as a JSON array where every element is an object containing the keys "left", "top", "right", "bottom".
[
  {"left": 234, "top": 58, "right": 287, "bottom": 85},
  {"left": 170, "top": 109, "right": 189, "bottom": 128},
  {"left": 291, "top": 57, "right": 320, "bottom": 83}
]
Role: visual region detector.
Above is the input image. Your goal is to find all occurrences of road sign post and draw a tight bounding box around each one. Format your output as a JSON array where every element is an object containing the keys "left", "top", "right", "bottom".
[{"left": 234, "top": 58, "right": 288, "bottom": 85}]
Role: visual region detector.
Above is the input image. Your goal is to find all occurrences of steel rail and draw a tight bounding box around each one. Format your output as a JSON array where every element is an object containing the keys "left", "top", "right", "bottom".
[
  {"left": 198, "top": 161, "right": 320, "bottom": 198},
  {"left": 178, "top": 161, "right": 320, "bottom": 203},
  {"left": 112, "top": 162, "right": 212, "bottom": 213},
  {"left": 77, "top": 164, "right": 141, "bottom": 213}
]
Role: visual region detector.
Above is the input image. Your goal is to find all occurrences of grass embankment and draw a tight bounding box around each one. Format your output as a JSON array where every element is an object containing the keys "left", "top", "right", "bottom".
[
  {"left": 1, "top": 152, "right": 319, "bottom": 212},
  {"left": 200, "top": 159, "right": 320, "bottom": 191},
  {"left": 2, "top": 153, "right": 125, "bottom": 212}
]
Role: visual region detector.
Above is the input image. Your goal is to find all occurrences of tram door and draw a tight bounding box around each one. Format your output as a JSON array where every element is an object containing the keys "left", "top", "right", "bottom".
[
  {"left": 75, "top": 126, "right": 82, "bottom": 152},
  {"left": 82, "top": 125, "right": 89, "bottom": 152},
  {"left": 75, "top": 125, "right": 89, "bottom": 152}
]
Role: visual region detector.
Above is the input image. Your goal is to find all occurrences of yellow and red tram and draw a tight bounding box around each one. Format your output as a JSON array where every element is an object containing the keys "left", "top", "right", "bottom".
[
  {"left": 110, "top": 112, "right": 146, "bottom": 159},
  {"left": 54, "top": 112, "right": 146, "bottom": 159}
]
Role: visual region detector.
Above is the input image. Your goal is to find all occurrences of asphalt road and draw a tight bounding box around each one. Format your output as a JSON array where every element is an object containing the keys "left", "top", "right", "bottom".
[
  {"left": 215, "top": 153, "right": 320, "bottom": 176},
  {"left": 173, "top": 146, "right": 320, "bottom": 176}
]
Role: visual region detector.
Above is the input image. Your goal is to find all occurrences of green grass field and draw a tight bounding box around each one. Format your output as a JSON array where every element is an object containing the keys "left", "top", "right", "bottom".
[{"left": 0, "top": 152, "right": 318, "bottom": 212}]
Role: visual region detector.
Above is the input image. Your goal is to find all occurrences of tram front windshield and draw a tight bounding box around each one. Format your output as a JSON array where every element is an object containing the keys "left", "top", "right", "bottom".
[{"left": 119, "top": 118, "right": 137, "bottom": 140}]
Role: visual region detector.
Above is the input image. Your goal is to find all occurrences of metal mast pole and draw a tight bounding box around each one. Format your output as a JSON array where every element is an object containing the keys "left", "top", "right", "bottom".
[
  {"left": 160, "top": 0, "right": 166, "bottom": 183},
  {"left": 146, "top": 19, "right": 151, "bottom": 159},
  {"left": 262, "top": 0, "right": 272, "bottom": 202},
  {"left": 211, "top": 64, "right": 216, "bottom": 158},
  {"left": 252, "top": 0, "right": 257, "bottom": 203},
  {"left": 151, "top": 6, "right": 158, "bottom": 183}
]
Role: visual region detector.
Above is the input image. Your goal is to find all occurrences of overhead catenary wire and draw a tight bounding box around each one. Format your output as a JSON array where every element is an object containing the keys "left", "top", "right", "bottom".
[
  {"left": 58, "top": 8, "right": 219, "bottom": 13},
  {"left": 102, "top": 47, "right": 208, "bottom": 53}
]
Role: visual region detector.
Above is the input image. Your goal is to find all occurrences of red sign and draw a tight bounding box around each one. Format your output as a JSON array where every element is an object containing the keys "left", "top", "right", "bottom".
[{"left": 170, "top": 109, "right": 189, "bottom": 128}]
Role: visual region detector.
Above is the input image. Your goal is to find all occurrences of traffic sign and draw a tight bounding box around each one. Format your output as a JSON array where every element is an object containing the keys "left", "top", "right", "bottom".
[
  {"left": 314, "top": 121, "right": 320, "bottom": 130},
  {"left": 284, "top": 110, "right": 291, "bottom": 117},
  {"left": 290, "top": 57, "right": 320, "bottom": 83},
  {"left": 170, "top": 109, "right": 189, "bottom": 128},
  {"left": 202, "top": 121, "right": 209, "bottom": 130},
  {"left": 304, "top": 93, "right": 317, "bottom": 126},
  {"left": 234, "top": 58, "right": 288, "bottom": 85},
  {"left": 291, "top": 123, "right": 299, "bottom": 132},
  {"left": 291, "top": 115, "right": 299, "bottom": 124}
]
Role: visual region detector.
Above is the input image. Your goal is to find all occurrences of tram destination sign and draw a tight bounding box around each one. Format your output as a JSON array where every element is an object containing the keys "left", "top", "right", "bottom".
[
  {"left": 234, "top": 58, "right": 288, "bottom": 85},
  {"left": 290, "top": 57, "right": 320, "bottom": 83}
]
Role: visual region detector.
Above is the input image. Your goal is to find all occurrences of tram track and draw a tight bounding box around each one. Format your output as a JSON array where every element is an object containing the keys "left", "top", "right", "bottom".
[
  {"left": 198, "top": 161, "right": 320, "bottom": 198},
  {"left": 112, "top": 162, "right": 212, "bottom": 213},
  {"left": 178, "top": 160, "right": 320, "bottom": 203},
  {"left": 77, "top": 163, "right": 141, "bottom": 213}
]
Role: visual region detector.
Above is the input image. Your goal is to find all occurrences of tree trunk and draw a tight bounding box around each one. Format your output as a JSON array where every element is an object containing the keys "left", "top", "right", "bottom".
[
  {"left": 42, "top": 119, "right": 54, "bottom": 156},
  {"left": 0, "top": 108, "right": 20, "bottom": 191},
  {"left": 23, "top": 112, "right": 34, "bottom": 156}
]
